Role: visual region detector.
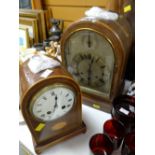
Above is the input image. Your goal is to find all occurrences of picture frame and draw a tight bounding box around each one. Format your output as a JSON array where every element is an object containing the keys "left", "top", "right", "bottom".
[
  {"left": 31, "top": 0, "right": 42, "bottom": 9},
  {"left": 19, "top": 27, "right": 30, "bottom": 51},
  {"left": 44, "top": 10, "right": 52, "bottom": 36},
  {"left": 19, "top": 9, "right": 46, "bottom": 42},
  {"left": 19, "top": 0, "right": 42, "bottom": 9},
  {"left": 19, "top": 17, "right": 39, "bottom": 45}
]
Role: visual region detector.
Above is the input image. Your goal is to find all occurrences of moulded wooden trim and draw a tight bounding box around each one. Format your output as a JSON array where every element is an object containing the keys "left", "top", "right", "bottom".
[
  {"left": 43, "top": 0, "right": 120, "bottom": 10},
  {"left": 48, "top": 6, "right": 91, "bottom": 21},
  {"left": 31, "top": 0, "right": 43, "bottom": 9}
]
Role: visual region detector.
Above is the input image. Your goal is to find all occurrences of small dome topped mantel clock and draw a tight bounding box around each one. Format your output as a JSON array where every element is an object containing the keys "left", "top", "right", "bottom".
[
  {"left": 61, "top": 16, "right": 132, "bottom": 112},
  {"left": 20, "top": 54, "right": 86, "bottom": 154}
]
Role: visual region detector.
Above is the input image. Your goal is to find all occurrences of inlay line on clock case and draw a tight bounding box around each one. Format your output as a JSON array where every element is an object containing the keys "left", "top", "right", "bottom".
[{"left": 61, "top": 16, "right": 133, "bottom": 113}]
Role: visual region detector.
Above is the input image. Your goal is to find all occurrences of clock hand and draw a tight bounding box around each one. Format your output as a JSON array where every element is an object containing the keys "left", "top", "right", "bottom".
[
  {"left": 87, "top": 57, "right": 94, "bottom": 85},
  {"left": 87, "top": 33, "right": 91, "bottom": 48},
  {"left": 54, "top": 95, "right": 58, "bottom": 109},
  {"left": 52, "top": 95, "right": 58, "bottom": 112}
]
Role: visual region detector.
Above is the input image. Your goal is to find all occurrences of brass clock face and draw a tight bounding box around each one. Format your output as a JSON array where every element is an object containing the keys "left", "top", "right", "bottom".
[
  {"left": 64, "top": 30, "right": 115, "bottom": 97},
  {"left": 30, "top": 84, "right": 75, "bottom": 122}
]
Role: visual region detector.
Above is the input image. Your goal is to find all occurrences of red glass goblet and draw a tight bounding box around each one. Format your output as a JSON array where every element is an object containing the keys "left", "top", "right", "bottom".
[
  {"left": 103, "top": 119, "right": 126, "bottom": 149},
  {"left": 121, "top": 132, "right": 135, "bottom": 155},
  {"left": 112, "top": 95, "right": 135, "bottom": 133},
  {"left": 89, "top": 133, "right": 114, "bottom": 155}
]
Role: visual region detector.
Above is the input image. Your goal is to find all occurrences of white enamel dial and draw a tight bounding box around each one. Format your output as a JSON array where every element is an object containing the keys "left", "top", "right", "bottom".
[{"left": 30, "top": 85, "right": 75, "bottom": 122}]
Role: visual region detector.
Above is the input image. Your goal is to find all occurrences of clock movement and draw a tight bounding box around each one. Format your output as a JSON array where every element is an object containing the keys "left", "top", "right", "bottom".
[
  {"left": 61, "top": 16, "right": 132, "bottom": 112},
  {"left": 20, "top": 54, "right": 86, "bottom": 154}
]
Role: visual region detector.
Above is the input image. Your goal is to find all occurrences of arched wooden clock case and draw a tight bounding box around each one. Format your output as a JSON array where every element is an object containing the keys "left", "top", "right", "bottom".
[
  {"left": 20, "top": 56, "right": 86, "bottom": 154},
  {"left": 61, "top": 16, "right": 132, "bottom": 112}
]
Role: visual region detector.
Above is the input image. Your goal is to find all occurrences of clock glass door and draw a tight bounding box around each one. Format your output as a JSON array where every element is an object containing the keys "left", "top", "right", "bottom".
[{"left": 64, "top": 30, "right": 115, "bottom": 97}]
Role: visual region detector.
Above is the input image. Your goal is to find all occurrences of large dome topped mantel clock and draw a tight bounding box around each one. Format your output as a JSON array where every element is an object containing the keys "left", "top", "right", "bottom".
[
  {"left": 61, "top": 16, "right": 132, "bottom": 112},
  {"left": 20, "top": 54, "right": 86, "bottom": 154}
]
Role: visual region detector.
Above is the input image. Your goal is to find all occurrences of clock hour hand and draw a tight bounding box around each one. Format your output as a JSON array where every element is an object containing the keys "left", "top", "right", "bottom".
[
  {"left": 52, "top": 95, "right": 58, "bottom": 113},
  {"left": 87, "top": 33, "right": 91, "bottom": 48},
  {"left": 87, "top": 57, "right": 94, "bottom": 84},
  {"left": 52, "top": 95, "right": 58, "bottom": 112}
]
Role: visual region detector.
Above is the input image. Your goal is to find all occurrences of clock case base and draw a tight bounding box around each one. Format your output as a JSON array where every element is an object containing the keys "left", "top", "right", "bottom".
[
  {"left": 82, "top": 94, "right": 112, "bottom": 113},
  {"left": 81, "top": 86, "right": 124, "bottom": 113},
  {"left": 33, "top": 122, "right": 86, "bottom": 154}
]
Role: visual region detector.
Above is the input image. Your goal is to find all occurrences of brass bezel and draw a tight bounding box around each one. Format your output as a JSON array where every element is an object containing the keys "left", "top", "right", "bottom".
[{"left": 29, "top": 83, "right": 76, "bottom": 122}]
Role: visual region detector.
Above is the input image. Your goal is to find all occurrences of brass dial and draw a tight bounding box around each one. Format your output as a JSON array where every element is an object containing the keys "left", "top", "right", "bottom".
[
  {"left": 64, "top": 30, "right": 114, "bottom": 95},
  {"left": 69, "top": 53, "right": 107, "bottom": 87}
]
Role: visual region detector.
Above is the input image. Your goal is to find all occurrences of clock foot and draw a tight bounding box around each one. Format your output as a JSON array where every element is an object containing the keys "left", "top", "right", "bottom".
[{"left": 32, "top": 122, "right": 87, "bottom": 154}]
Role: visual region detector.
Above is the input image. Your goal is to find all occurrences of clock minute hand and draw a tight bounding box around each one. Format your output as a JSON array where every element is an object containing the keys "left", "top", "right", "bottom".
[
  {"left": 87, "top": 33, "right": 91, "bottom": 48},
  {"left": 52, "top": 95, "right": 58, "bottom": 112},
  {"left": 87, "top": 57, "right": 94, "bottom": 85}
]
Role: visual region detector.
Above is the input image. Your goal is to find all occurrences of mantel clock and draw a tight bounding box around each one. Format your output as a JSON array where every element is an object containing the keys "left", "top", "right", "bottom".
[
  {"left": 61, "top": 16, "right": 132, "bottom": 112},
  {"left": 20, "top": 55, "right": 86, "bottom": 154}
]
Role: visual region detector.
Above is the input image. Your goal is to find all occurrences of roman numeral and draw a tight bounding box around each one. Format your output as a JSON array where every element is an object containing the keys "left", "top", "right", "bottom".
[
  {"left": 51, "top": 92, "right": 55, "bottom": 96},
  {"left": 41, "top": 114, "right": 45, "bottom": 117},
  {"left": 37, "top": 110, "right": 41, "bottom": 113},
  {"left": 100, "top": 66, "right": 105, "bottom": 69},
  {"left": 37, "top": 104, "right": 42, "bottom": 106},
  {"left": 43, "top": 96, "right": 47, "bottom": 100},
  {"left": 68, "top": 99, "right": 72, "bottom": 102},
  {"left": 65, "top": 93, "right": 69, "bottom": 97},
  {"left": 96, "top": 58, "right": 100, "bottom": 62},
  {"left": 99, "top": 79, "right": 105, "bottom": 84}
]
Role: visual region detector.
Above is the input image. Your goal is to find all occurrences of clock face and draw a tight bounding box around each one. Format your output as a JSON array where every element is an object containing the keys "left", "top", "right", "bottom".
[
  {"left": 30, "top": 84, "right": 75, "bottom": 122},
  {"left": 64, "top": 30, "right": 115, "bottom": 97}
]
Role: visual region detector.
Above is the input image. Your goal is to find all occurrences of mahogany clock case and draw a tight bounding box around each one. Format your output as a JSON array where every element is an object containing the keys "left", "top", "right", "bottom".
[
  {"left": 61, "top": 16, "right": 133, "bottom": 113},
  {"left": 20, "top": 58, "right": 86, "bottom": 154}
]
